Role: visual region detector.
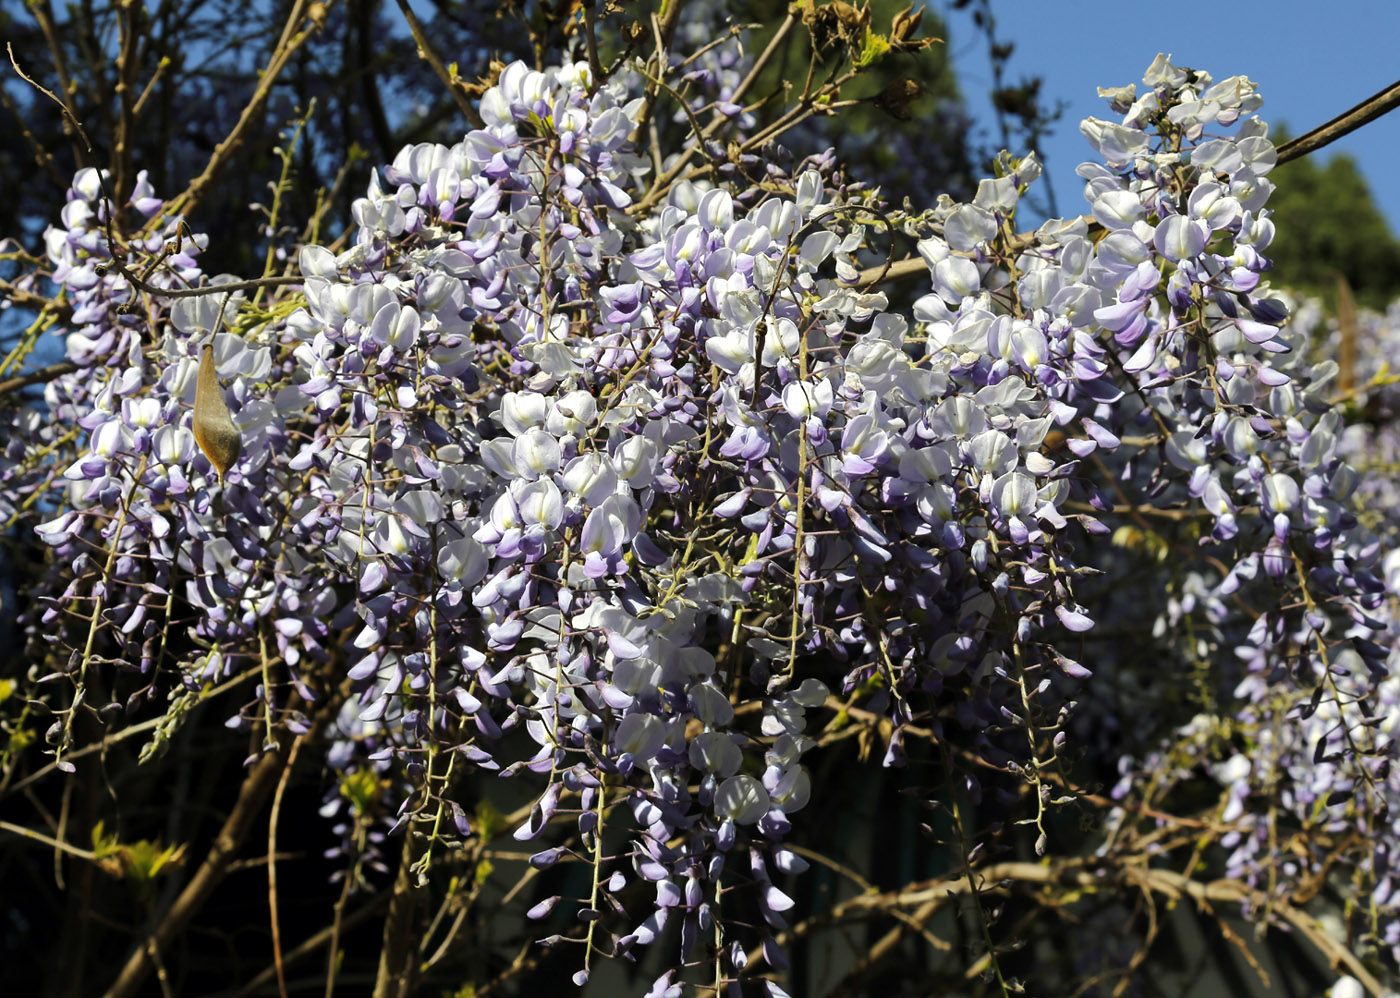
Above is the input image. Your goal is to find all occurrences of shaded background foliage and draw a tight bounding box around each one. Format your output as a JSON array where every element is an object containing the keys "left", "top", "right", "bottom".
[
  {"left": 0, "top": 0, "right": 977, "bottom": 270},
  {"left": 1264, "top": 125, "right": 1400, "bottom": 311},
  {"left": 1, "top": 0, "right": 523, "bottom": 266}
]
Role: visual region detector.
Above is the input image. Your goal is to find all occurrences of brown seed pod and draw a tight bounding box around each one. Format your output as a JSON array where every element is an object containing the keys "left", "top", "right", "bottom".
[{"left": 192, "top": 342, "right": 242, "bottom": 482}]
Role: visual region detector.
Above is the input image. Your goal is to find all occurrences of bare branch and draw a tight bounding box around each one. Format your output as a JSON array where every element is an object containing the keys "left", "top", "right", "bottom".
[
  {"left": 161, "top": 1, "right": 321, "bottom": 223},
  {"left": 392, "top": 0, "right": 486, "bottom": 131},
  {"left": 104, "top": 689, "right": 340, "bottom": 998},
  {"left": 1277, "top": 77, "right": 1400, "bottom": 165}
]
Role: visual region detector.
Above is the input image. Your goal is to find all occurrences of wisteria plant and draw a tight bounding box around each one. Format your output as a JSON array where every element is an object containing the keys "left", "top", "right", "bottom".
[{"left": 3, "top": 3, "right": 1400, "bottom": 997}]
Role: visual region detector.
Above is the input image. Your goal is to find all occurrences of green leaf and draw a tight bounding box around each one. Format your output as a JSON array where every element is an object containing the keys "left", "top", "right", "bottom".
[{"left": 855, "top": 27, "right": 890, "bottom": 68}]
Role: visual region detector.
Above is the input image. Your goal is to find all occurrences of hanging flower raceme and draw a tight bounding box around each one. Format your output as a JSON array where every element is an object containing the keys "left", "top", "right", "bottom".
[{"left": 9, "top": 45, "right": 1400, "bottom": 992}]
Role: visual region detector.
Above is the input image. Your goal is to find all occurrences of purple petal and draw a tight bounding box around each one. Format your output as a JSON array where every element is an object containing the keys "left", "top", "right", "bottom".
[{"left": 1055, "top": 605, "right": 1095, "bottom": 632}]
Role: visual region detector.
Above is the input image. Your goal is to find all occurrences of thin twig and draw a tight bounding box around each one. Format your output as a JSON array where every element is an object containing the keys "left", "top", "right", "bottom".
[
  {"left": 104, "top": 688, "right": 338, "bottom": 998},
  {"left": 14, "top": 4, "right": 86, "bottom": 164},
  {"left": 0, "top": 82, "right": 67, "bottom": 187},
  {"left": 1276, "top": 77, "right": 1400, "bottom": 165},
  {"left": 730, "top": 14, "right": 795, "bottom": 108},
  {"left": 0, "top": 818, "right": 99, "bottom": 860},
  {"left": 629, "top": 0, "right": 692, "bottom": 150},
  {"left": 7, "top": 42, "right": 93, "bottom": 155},
  {"left": 854, "top": 79, "right": 1400, "bottom": 291},
  {"left": 113, "top": 0, "right": 140, "bottom": 202},
  {"left": 392, "top": 0, "right": 485, "bottom": 130},
  {"left": 371, "top": 826, "right": 426, "bottom": 998},
  {"left": 222, "top": 891, "right": 392, "bottom": 998},
  {"left": 581, "top": 0, "right": 604, "bottom": 88},
  {"left": 3, "top": 667, "right": 261, "bottom": 799},
  {"left": 269, "top": 735, "right": 306, "bottom": 998},
  {"left": 161, "top": 1, "right": 319, "bottom": 222},
  {"left": 0, "top": 358, "right": 79, "bottom": 399},
  {"left": 836, "top": 859, "right": 1387, "bottom": 996}
]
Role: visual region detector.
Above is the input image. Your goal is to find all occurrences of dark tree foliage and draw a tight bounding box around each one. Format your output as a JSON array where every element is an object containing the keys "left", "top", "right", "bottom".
[
  {"left": 0, "top": 0, "right": 531, "bottom": 267},
  {"left": 948, "top": 0, "right": 1064, "bottom": 216},
  {"left": 0, "top": 0, "right": 979, "bottom": 270},
  {"left": 1265, "top": 127, "right": 1400, "bottom": 311},
  {"left": 730, "top": 0, "right": 978, "bottom": 207}
]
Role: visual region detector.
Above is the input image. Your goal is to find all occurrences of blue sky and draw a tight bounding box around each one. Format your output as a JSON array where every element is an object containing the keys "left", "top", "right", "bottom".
[{"left": 937, "top": 0, "right": 1400, "bottom": 231}]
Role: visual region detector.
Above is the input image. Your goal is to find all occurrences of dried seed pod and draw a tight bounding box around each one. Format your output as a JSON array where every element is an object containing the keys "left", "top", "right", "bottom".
[{"left": 192, "top": 342, "right": 241, "bottom": 482}]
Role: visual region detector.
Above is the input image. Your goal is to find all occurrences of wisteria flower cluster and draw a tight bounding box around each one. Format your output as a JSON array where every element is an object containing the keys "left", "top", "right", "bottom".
[{"left": 4, "top": 35, "right": 1400, "bottom": 996}]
